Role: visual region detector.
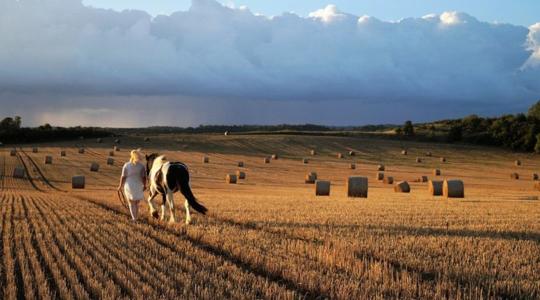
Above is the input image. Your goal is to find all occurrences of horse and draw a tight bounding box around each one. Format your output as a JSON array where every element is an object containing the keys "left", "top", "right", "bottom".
[{"left": 145, "top": 153, "right": 207, "bottom": 224}]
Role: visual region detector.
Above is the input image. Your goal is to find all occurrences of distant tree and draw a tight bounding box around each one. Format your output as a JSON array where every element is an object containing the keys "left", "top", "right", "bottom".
[
  {"left": 447, "top": 125, "right": 463, "bottom": 142},
  {"left": 528, "top": 100, "right": 540, "bottom": 120},
  {"left": 403, "top": 120, "right": 414, "bottom": 136},
  {"left": 39, "top": 123, "right": 52, "bottom": 130},
  {"left": 395, "top": 127, "right": 403, "bottom": 135},
  {"left": 535, "top": 133, "right": 540, "bottom": 153}
]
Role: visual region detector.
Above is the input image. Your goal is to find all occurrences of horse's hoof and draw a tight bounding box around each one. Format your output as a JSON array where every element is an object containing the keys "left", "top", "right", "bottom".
[{"left": 152, "top": 211, "right": 159, "bottom": 219}]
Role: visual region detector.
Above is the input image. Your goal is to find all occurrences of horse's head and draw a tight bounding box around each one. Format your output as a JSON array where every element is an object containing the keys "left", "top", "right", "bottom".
[{"left": 145, "top": 153, "right": 160, "bottom": 176}]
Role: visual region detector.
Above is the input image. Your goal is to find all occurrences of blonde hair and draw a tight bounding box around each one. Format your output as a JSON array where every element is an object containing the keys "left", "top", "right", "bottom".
[{"left": 130, "top": 149, "right": 143, "bottom": 165}]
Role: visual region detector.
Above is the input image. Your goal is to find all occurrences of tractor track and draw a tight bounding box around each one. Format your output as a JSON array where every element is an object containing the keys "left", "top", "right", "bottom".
[{"left": 19, "top": 149, "right": 65, "bottom": 192}]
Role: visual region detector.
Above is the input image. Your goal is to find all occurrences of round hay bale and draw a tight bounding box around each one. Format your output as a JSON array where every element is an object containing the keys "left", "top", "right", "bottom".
[
  {"left": 13, "top": 167, "right": 25, "bottom": 179},
  {"left": 109, "top": 151, "right": 115, "bottom": 156},
  {"left": 224, "top": 131, "right": 229, "bottom": 136},
  {"left": 310, "top": 149, "right": 316, "bottom": 156},
  {"left": 271, "top": 154, "right": 278, "bottom": 160},
  {"left": 79, "top": 136, "right": 84, "bottom": 140},
  {"left": 383, "top": 176, "right": 394, "bottom": 184},
  {"left": 350, "top": 163, "right": 356, "bottom": 170},
  {"left": 433, "top": 169, "right": 441, "bottom": 176},
  {"left": 305, "top": 173, "right": 316, "bottom": 184},
  {"left": 238, "top": 161, "right": 244, "bottom": 167},
  {"left": 425, "top": 152, "right": 432, "bottom": 157},
  {"left": 226, "top": 174, "right": 237, "bottom": 184},
  {"left": 394, "top": 181, "right": 410, "bottom": 193},
  {"left": 10, "top": 149, "right": 16, "bottom": 156},
  {"left": 90, "top": 162, "right": 100, "bottom": 172},
  {"left": 78, "top": 148, "right": 85, "bottom": 154},
  {"left": 264, "top": 157, "right": 270, "bottom": 164},
  {"left": 376, "top": 172, "right": 384, "bottom": 181},
  {"left": 115, "top": 139, "right": 121, "bottom": 144},
  {"left": 416, "top": 157, "right": 422, "bottom": 163},
  {"left": 515, "top": 160, "right": 522, "bottom": 166},
  {"left": 337, "top": 153, "right": 343, "bottom": 159},
  {"left": 349, "top": 150, "right": 356, "bottom": 156},
  {"left": 440, "top": 157, "right": 447, "bottom": 163},
  {"left": 428, "top": 180, "right": 443, "bottom": 196},
  {"left": 107, "top": 158, "right": 114, "bottom": 165},
  {"left": 420, "top": 176, "right": 428, "bottom": 183},
  {"left": 45, "top": 156, "right": 53, "bottom": 164},
  {"left": 302, "top": 158, "right": 309, "bottom": 164},
  {"left": 309, "top": 172, "right": 318, "bottom": 180},
  {"left": 236, "top": 171, "right": 246, "bottom": 180},
  {"left": 60, "top": 150, "right": 66, "bottom": 157},
  {"left": 533, "top": 173, "right": 539, "bottom": 181},
  {"left": 346, "top": 177, "right": 368, "bottom": 198},
  {"left": 511, "top": 173, "right": 519, "bottom": 180},
  {"left": 315, "top": 180, "right": 331, "bottom": 196},
  {"left": 203, "top": 156, "right": 209, "bottom": 163},
  {"left": 144, "top": 137, "right": 150, "bottom": 142},
  {"left": 401, "top": 150, "right": 407, "bottom": 155},
  {"left": 443, "top": 180, "right": 464, "bottom": 198},
  {"left": 377, "top": 165, "right": 385, "bottom": 171},
  {"left": 114, "top": 146, "right": 120, "bottom": 152},
  {"left": 72, "top": 175, "right": 85, "bottom": 189},
  {"left": 96, "top": 138, "right": 103, "bottom": 143},
  {"left": 32, "top": 147, "right": 38, "bottom": 153}
]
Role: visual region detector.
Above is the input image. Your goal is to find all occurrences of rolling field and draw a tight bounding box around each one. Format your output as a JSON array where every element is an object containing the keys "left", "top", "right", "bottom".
[{"left": 1, "top": 134, "right": 540, "bottom": 299}]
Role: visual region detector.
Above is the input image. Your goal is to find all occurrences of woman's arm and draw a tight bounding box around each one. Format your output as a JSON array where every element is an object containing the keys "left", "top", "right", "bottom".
[{"left": 118, "top": 164, "right": 127, "bottom": 191}]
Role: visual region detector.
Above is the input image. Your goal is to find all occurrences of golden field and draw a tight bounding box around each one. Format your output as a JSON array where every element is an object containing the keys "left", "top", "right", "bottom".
[{"left": 1, "top": 134, "right": 540, "bottom": 299}]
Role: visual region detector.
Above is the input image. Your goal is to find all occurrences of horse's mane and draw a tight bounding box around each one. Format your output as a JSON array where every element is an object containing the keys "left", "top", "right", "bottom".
[{"left": 149, "top": 153, "right": 168, "bottom": 171}]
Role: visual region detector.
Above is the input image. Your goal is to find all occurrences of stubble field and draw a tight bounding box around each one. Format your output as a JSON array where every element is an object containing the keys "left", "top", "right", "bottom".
[{"left": 1, "top": 134, "right": 539, "bottom": 299}]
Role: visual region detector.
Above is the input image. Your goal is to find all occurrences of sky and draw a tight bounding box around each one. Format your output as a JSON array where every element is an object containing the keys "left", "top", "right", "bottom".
[{"left": 1, "top": 0, "right": 540, "bottom": 127}]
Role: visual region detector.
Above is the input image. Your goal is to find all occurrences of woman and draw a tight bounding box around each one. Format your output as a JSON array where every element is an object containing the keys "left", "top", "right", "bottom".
[{"left": 118, "top": 149, "right": 147, "bottom": 221}]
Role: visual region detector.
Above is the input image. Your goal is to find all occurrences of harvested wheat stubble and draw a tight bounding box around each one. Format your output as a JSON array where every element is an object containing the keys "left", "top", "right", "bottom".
[
  {"left": 440, "top": 157, "right": 447, "bottom": 163},
  {"left": 347, "top": 177, "right": 368, "bottom": 198},
  {"left": 515, "top": 160, "right": 522, "bottom": 166},
  {"left": 350, "top": 163, "right": 356, "bottom": 170},
  {"left": 203, "top": 156, "right": 209, "bottom": 163},
  {"left": 310, "top": 149, "right": 316, "bottom": 155},
  {"left": 32, "top": 147, "right": 38, "bottom": 153},
  {"left": 90, "top": 162, "right": 100, "bottom": 172},
  {"left": 13, "top": 167, "right": 25, "bottom": 178},
  {"left": 238, "top": 161, "right": 244, "bottom": 167},
  {"left": 271, "top": 154, "right": 278, "bottom": 160},
  {"left": 383, "top": 176, "right": 394, "bottom": 184},
  {"left": 416, "top": 157, "right": 422, "bottom": 163},
  {"left": 535, "top": 181, "right": 540, "bottom": 191},
  {"left": 109, "top": 151, "right": 115, "bottom": 156},
  {"left": 533, "top": 173, "right": 539, "bottom": 181},
  {"left": 401, "top": 150, "right": 407, "bottom": 155},
  {"left": 263, "top": 157, "right": 270, "bottom": 164},
  {"left": 96, "top": 138, "right": 102, "bottom": 143},
  {"left": 377, "top": 165, "right": 385, "bottom": 171},
  {"left": 315, "top": 180, "right": 331, "bottom": 196},
  {"left": 376, "top": 172, "right": 384, "bottom": 181},
  {"left": 394, "top": 181, "right": 411, "bottom": 193},
  {"left": 72, "top": 175, "right": 85, "bottom": 189},
  {"left": 236, "top": 171, "right": 246, "bottom": 180},
  {"left": 226, "top": 174, "right": 237, "bottom": 184},
  {"left": 444, "top": 179, "right": 464, "bottom": 198},
  {"left": 78, "top": 148, "right": 85, "bottom": 154},
  {"left": 10, "top": 149, "right": 16, "bottom": 156},
  {"left": 420, "top": 176, "right": 428, "bottom": 183},
  {"left": 433, "top": 169, "right": 441, "bottom": 176},
  {"left": 429, "top": 180, "right": 443, "bottom": 196},
  {"left": 107, "top": 158, "right": 114, "bottom": 165},
  {"left": 60, "top": 150, "right": 66, "bottom": 157},
  {"left": 337, "top": 153, "right": 343, "bottom": 159},
  {"left": 45, "top": 156, "right": 53, "bottom": 164},
  {"left": 511, "top": 173, "right": 520, "bottom": 180},
  {"left": 349, "top": 150, "right": 356, "bottom": 156},
  {"left": 302, "top": 158, "right": 309, "bottom": 164}
]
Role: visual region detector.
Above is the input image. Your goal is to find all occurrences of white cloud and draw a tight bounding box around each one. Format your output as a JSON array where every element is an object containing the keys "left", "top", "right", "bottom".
[{"left": 0, "top": 0, "right": 539, "bottom": 126}]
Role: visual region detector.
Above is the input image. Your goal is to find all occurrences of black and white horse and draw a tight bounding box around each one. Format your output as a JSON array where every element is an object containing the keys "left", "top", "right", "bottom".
[{"left": 146, "top": 153, "right": 207, "bottom": 224}]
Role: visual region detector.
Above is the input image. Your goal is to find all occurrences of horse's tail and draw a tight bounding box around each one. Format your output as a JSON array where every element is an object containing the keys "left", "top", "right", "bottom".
[{"left": 178, "top": 177, "right": 208, "bottom": 215}]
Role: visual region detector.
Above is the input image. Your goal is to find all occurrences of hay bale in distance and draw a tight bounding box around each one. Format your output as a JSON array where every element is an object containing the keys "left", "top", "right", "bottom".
[
  {"left": 376, "top": 172, "right": 384, "bottom": 181},
  {"left": 224, "top": 131, "right": 229, "bottom": 136},
  {"left": 302, "top": 158, "right": 309, "bottom": 164},
  {"left": 305, "top": 173, "right": 316, "bottom": 184},
  {"left": 309, "top": 172, "right": 318, "bottom": 180},
  {"left": 425, "top": 152, "right": 432, "bottom": 157},
  {"left": 96, "top": 138, "right": 102, "bottom": 143},
  {"left": 13, "top": 167, "right": 25, "bottom": 179},
  {"left": 60, "top": 150, "right": 66, "bottom": 157},
  {"left": 433, "top": 169, "right": 441, "bottom": 176},
  {"left": 144, "top": 137, "right": 150, "bottom": 142},
  {"left": 394, "top": 181, "right": 410, "bottom": 193},
  {"left": 202, "top": 156, "right": 209, "bottom": 163},
  {"left": 377, "top": 165, "right": 385, "bottom": 171},
  {"left": 315, "top": 180, "right": 331, "bottom": 196},
  {"left": 383, "top": 176, "right": 394, "bottom": 184},
  {"left": 107, "top": 158, "right": 114, "bottom": 165},
  {"left": 533, "top": 173, "right": 539, "bottom": 181},
  {"left": 115, "top": 139, "right": 121, "bottom": 144},
  {"left": 350, "top": 163, "right": 356, "bottom": 170},
  {"left": 109, "top": 151, "right": 115, "bottom": 156},
  {"left": 90, "top": 162, "right": 100, "bottom": 172},
  {"left": 238, "top": 161, "right": 244, "bottom": 167},
  {"left": 347, "top": 177, "right": 368, "bottom": 198},
  {"left": 337, "top": 153, "right": 343, "bottom": 159},
  {"left": 440, "top": 157, "right": 447, "bottom": 163},
  {"left": 10, "top": 149, "right": 16, "bottom": 156},
  {"left": 72, "top": 176, "right": 85, "bottom": 189},
  {"left": 32, "top": 147, "right": 38, "bottom": 153},
  {"left": 236, "top": 171, "right": 246, "bottom": 180},
  {"left": 511, "top": 173, "right": 519, "bottom": 180},
  {"left": 78, "top": 148, "right": 85, "bottom": 154},
  {"left": 401, "top": 150, "right": 407, "bottom": 155},
  {"left": 416, "top": 157, "right": 422, "bottom": 163},
  {"left": 428, "top": 180, "right": 443, "bottom": 196},
  {"left": 310, "top": 149, "right": 316, "bottom": 156},
  {"left": 114, "top": 146, "right": 119, "bottom": 152},
  {"left": 443, "top": 180, "right": 464, "bottom": 198},
  {"left": 226, "top": 174, "right": 237, "bottom": 184},
  {"left": 264, "top": 157, "right": 270, "bottom": 164},
  {"left": 349, "top": 150, "right": 356, "bottom": 156},
  {"left": 45, "top": 156, "right": 53, "bottom": 164},
  {"left": 271, "top": 154, "right": 278, "bottom": 160},
  {"left": 515, "top": 160, "right": 522, "bottom": 166},
  {"left": 420, "top": 176, "right": 428, "bottom": 183}
]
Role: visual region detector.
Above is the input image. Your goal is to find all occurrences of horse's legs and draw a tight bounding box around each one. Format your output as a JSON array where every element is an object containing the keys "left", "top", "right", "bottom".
[
  {"left": 160, "top": 194, "right": 167, "bottom": 221},
  {"left": 184, "top": 199, "right": 192, "bottom": 225},
  {"left": 147, "top": 191, "right": 159, "bottom": 219},
  {"left": 167, "top": 191, "right": 177, "bottom": 223}
]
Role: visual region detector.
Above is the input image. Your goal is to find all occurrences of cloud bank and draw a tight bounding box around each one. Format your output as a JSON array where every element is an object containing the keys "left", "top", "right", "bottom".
[{"left": 0, "top": 0, "right": 539, "bottom": 126}]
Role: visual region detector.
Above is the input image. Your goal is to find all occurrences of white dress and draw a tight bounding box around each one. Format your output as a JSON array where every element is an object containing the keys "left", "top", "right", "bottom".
[{"left": 122, "top": 162, "right": 146, "bottom": 201}]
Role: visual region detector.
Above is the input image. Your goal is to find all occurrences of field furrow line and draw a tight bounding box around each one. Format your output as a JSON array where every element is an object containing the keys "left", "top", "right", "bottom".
[{"left": 20, "top": 149, "right": 65, "bottom": 192}]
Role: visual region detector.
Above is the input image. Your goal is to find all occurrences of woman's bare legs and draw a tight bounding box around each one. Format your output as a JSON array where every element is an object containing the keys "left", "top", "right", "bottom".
[{"left": 129, "top": 200, "right": 140, "bottom": 221}]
